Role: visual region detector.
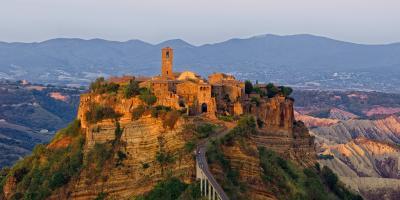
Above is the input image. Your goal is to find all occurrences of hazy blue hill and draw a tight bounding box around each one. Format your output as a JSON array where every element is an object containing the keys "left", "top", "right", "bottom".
[{"left": 1, "top": 34, "right": 400, "bottom": 91}]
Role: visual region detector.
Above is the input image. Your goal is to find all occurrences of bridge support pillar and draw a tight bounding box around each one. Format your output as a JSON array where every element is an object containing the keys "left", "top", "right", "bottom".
[
  {"left": 213, "top": 189, "right": 215, "bottom": 200},
  {"left": 208, "top": 181, "right": 212, "bottom": 200},
  {"left": 200, "top": 178, "right": 203, "bottom": 195}
]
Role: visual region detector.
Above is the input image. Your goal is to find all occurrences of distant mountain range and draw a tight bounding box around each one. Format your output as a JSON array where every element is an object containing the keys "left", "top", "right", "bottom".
[{"left": 1, "top": 34, "right": 400, "bottom": 92}]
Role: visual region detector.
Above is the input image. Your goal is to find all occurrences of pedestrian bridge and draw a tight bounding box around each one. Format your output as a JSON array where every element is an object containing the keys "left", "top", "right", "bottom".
[{"left": 196, "top": 146, "right": 229, "bottom": 200}]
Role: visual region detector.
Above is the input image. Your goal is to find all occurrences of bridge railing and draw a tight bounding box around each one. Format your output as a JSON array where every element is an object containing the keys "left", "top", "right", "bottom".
[{"left": 196, "top": 148, "right": 230, "bottom": 200}]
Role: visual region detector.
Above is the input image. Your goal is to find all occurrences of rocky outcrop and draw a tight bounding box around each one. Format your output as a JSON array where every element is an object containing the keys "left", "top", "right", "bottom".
[
  {"left": 50, "top": 115, "right": 194, "bottom": 199},
  {"left": 312, "top": 117, "right": 400, "bottom": 200},
  {"left": 328, "top": 108, "right": 358, "bottom": 120},
  {"left": 294, "top": 111, "right": 339, "bottom": 127},
  {"left": 319, "top": 137, "right": 400, "bottom": 178},
  {"left": 249, "top": 95, "right": 295, "bottom": 136},
  {"left": 312, "top": 116, "right": 400, "bottom": 144}
]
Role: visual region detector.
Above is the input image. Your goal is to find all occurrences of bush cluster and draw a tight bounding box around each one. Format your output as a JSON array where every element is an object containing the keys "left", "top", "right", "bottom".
[
  {"left": 86, "top": 142, "right": 113, "bottom": 175},
  {"left": 258, "top": 147, "right": 362, "bottom": 200},
  {"left": 139, "top": 88, "right": 157, "bottom": 106},
  {"left": 85, "top": 104, "right": 121, "bottom": 123},
  {"left": 132, "top": 105, "right": 146, "bottom": 120},
  {"left": 244, "top": 80, "right": 293, "bottom": 98},
  {"left": 217, "top": 115, "right": 235, "bottom": 122},
  {"left": 151, "top": 105, "right": 172, "bottom": 118},
  {"left": 137, "top": 178, "right": 200, "bottom": 200},
  {"left": 123, "top": 79, "right": 140, "bottom": 98},
  {"left": 161, "top": 110, "right": 181, "bottom": 129},
  {"left": 195, "top": 123, "right": 216, "bottom": 138},
  {"left": 89, "top": 77, "right": 119, "bottom": 94}
]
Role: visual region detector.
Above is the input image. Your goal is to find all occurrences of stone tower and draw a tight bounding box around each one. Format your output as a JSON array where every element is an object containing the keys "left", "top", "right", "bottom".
[{"left": 161, "top": 47, "right": 174, "bottom": 79}]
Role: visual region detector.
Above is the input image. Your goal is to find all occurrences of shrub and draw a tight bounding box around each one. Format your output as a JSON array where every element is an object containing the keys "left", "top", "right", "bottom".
[
  {"left": 250, "top": 96, "right": 260, "bottom": 106},
  {"left": 123, "top": 80, "right": 140, "bottom": 98},
  {"left": 218, "top": 115, "right": 234, "bottom": 122},
  {"left": 253, "top": 87, "right": 266, "bottom": 97},
  {"left": 86, "top": 142, "right": 113, "bottom": 173},
  {"left": 142, "top": 163, "right": 150, "bottom": 169},
  {"left": 116, "top": 150, "right": 127, "bottom": 167},
  {"left": 57, "top": 119, "right": 81, "bottom": 137},
  {"left": 195, "top": 123, "right": 216, "bottom": 138},
  {"left": 177, "top": 181, "right": 201, "bottom": 200},
  {"left": 89, "top": 77, "right": 105, "bottom": 92},
  {"left": 184, "top": 140, "right": 196, "bottom": 153},
  {"left": 85, "top": 104, "right": 121, "bottom": 123},
  {"left": 279, "top": 86, "right": 293, "bottom": 97},
  {"left": 89, "top": 77, "right": 120, "bottom": 94},
  {"left": 114, "top": 121, "right": 123, "bottom": 141},
  {"left": 318, "top": 154, "right": 334, "bottom": 160},
  {"left": 139, "top": 88, "right": 157, "bottom": 106},
  {"left": 244, "top": 80, "right": 253, "bottom": 94},
  {"left": 266, "top": 83, "right": 279, "bottom": 98},
  {"left": 156, "top": 151, "right": 174, "bottom": 165},
  {"left": 151, "top": 105, "right": 172, "bottom": 118},
  {"left": 132, "top": 105, "right": 146, "bottom": 120},
  {"left": 95, "top": 192, "right": 107, "bottom": 200},
  {"left": 321, "top": 166, "right": 338, "bottom": 189},
  {"left": 321, "top": 166, "right": 362, "bottom": 200},
  {"left": 139, "top": 178, "right": 188, "bottom": 200},
  {"left": 161, "top": 110, "right": 180, "bottom": 129}
]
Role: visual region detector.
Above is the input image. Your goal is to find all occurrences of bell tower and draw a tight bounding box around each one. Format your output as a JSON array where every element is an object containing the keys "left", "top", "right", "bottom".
[{"left": 161, "top": 47, "right": 174, "bottom": 79}]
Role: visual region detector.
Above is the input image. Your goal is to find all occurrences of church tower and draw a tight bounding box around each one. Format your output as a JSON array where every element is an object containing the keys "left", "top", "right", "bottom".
[{"left": 161, "top": 47, "right": 174, "bottom": 79}]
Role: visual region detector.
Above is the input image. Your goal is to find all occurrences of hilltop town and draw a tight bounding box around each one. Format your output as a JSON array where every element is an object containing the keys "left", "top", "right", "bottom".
[
  {"left": 0, "top": 47, "right": 362, "bottom": 200},
  {"left": 100, "top": 47, "right": 296, "bottom": 135}
]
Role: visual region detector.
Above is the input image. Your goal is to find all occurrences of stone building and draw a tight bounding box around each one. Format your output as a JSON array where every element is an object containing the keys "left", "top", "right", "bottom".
[{"left": 140, "top": 47, "right": 295, "bottom": 132}]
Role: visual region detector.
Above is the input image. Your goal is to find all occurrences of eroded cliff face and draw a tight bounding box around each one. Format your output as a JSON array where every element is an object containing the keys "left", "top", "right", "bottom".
[
  {"left": 48, "top": 93, "right": 196, "bottom": 199},
  {"left": 318, "top": 137, "right": 400, "bottom": 200},
  {"left": 320, "top": 137, "right": 400, "bottom": 178},
  {"left": 313, "top": 115, "right": 400, "bottom": 144},
  {"left": 210, "top": 139, "right": 277, "bottom": 200}
]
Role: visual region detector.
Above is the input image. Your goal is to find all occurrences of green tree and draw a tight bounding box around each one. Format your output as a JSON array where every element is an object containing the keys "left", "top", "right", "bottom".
[
  {"left": 139, "top": 88, "right": 157, "bottom": 106},
  {"left": 124, "top": 80, "right": 140, "bottom": 98},
  {"left": 245, "top": 80, "right": 253, "bottom": 94},
  {"left": 279, "top": 86, "right": 293, "bottom": 97},
  {"left": 140, "top": 178, "right": 188, "bottom": 200},
  {"left": 266, "top": 83, "right": 279, "bottom": 98}
]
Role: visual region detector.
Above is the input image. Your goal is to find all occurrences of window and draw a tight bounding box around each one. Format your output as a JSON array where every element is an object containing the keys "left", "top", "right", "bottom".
[{"left": 166, "top": 51, "right": 170, "bottom": 58}]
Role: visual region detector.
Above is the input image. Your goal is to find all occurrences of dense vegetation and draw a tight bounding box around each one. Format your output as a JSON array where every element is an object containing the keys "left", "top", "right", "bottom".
[
  {"left": 137, "top": 178, "right": 200, "bottom": 200},
  {"left": 206, "top": 116, "right": 256, "bottom": 199},
  {"left": 139, "top": 88, "right": 157, "bottom": 106},
  {"left": 0, "top": 120, "right": 84, "bottom": 200},
  {"left": 85, "top": 103, "right": 122, "bottom": 123},
  {"left": 123, "top": 79, "right": 140, "bottom": 98},
  {"left": 207, "top": 115, "right": 362, "bottom": 200},
  {"left": 259, "top": 147, "right": 361, "bottom": 200},
  {"left": 244, "top": 81, "right": 293, "bottom": 98},
  {"left": 89, "top": 77, "right": 119, "bottom": 94}
]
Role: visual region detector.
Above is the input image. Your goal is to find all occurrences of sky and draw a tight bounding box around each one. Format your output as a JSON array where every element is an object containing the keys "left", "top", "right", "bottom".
[{"left": 0, "top": 0, "right": 399, "bottom": 45}]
